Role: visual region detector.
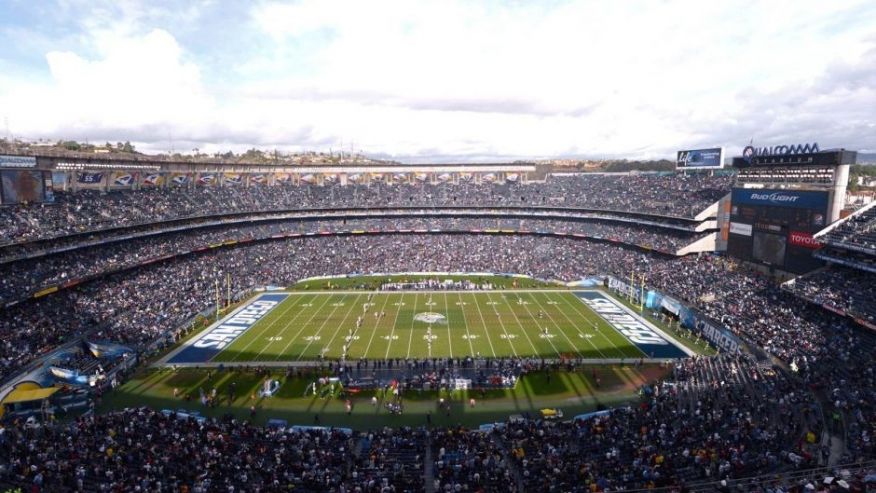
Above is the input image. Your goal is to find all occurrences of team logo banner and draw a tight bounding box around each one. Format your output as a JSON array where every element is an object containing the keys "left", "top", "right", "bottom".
[
  {"left": 142, "top": 173, "right": 164, "bottom": 186},
  {"left": 506, "top": 173, "right": 520, "bottom": 182},
  {"left": 322, "top": 173, "right": 337, "bottom": 184},
  {"left": 274, "top": 172, "right": 292, "bottom": 183},
  {"left": 223, "top": 173, "right": 243, "bottom": 185},
  {"left": 77, "top": 172, "right": 104, "bottom": 185},
  {"left": 482, "top": 173, "right": 497, "bottom": 183},
  {"left": 437, "top": 173, "right": 451, "bottom": 183},
  {"left": 391, "top": 172, "right": 407, "bottom": 184},
  {"left": 197, "top": 173, "right": 217, "bottom": 186},
  {"left": 170, "top": 173, "right": 190, "bottom": 186},
  {"left": 459, "top": 172, "right": 473, "bottom": 182},
  {"left": 370, "top": 172, "right": 385, "bottom": 182},
  {"left": 111, "top": 172, "right": 135, "bottom": 187},
  {"left": 300, "top": 173, "right": 316, "bottom": 184},
  {"left": 415, "top": 172, "right": 429, "bottom": 182},
  {"left": 87, "top": 341, "right": 133, "bottom": 358},
  {"left": 250, "top": 173, "right": 267, "bottom": 185}
]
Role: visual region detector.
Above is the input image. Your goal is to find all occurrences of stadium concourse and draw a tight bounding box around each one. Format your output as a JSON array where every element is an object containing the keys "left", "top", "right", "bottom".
[{"left": 0, "top": 173, "right": 873, "bottom": 492}]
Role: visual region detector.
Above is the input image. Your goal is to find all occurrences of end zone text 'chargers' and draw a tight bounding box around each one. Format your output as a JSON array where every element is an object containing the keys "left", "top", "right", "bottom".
[
  {"left": 168, "top": 293, "right": 289, "bottom": 363},
  {"left": 575, "top": 291, "right": 689, "bottom": 358}
]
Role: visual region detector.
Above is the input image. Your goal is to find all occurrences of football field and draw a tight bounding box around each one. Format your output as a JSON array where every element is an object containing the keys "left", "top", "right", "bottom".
[{"left": 164, "top": 290, "right": 691, "bottom": 365}]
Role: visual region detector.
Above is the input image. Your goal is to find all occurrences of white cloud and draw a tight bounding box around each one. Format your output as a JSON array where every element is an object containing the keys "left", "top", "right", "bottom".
[{"left": 1, "top": 0, "right": 875, "bottom": 159}]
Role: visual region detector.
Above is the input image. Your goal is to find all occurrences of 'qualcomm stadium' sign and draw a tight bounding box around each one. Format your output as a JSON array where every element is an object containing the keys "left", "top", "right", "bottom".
[{"left": 742, "top": 142, "right": 819, "bottom": 162}]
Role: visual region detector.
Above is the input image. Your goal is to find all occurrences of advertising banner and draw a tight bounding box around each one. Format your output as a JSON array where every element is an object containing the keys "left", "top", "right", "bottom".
[
  {"left": 729, "top": 222, "right": 753, "bottom": 236},
  {"left": 0, "top": 155, "right": 37, "bottom": 168},
  {"left": 731, "top": 188, "right": 829, "bottom": 210},
  {"left": 677, "top": 147, "right": 724, "bottom": 169}
]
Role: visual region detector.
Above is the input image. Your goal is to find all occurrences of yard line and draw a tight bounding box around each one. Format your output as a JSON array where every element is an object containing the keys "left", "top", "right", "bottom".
[
  {"left": 524, "top": 292, "right": 588, "bottom": 359},
  {"left": 321, "top": 293, "right": 366, "bottom": 360},
  {"left": 500, "top": 292, "right": 560, "bottom": 358},
  {"left": 533, "top": 291, "right": 619, "bottom": 359},
  {"left": 271, "top": 293, "right": 337, "bottom": 361},
  {"left": 446, "top": 292, "right": 474, "bottom": 357},
  {"left": 511, "top": 295, "right": 562, "bottom": 356},
  {"left": 297, "top": 293, "right": 362, "bottom": 360},
  {"left": 440, "top": 292, "right": 454, "bottom": 359},
  {"left": 483, "top": 292, "right": 526, "bottom": 357},
  {"left": 563, "top": 291, "right": 648, "bottom": 359},
  {"left": 405, "top": 293, "right": 420, "bottom": 359},
  {"left": 459, "top": 292, "right": 496, "bottom": 358},
  {"left": 385, "top": 292, "right": 410, "bottom": 360},
  {"left": 359, "top": 292, "right": 394, "bottom": 359},
  {"left": 227, "top": 293, "right": 313, "bottom": 362}
]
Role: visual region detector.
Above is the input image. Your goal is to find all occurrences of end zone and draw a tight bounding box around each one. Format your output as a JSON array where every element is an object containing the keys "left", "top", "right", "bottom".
[
  {"left": 160, "top": 293, "right": 289, "bottom": 365},
  {"left": 574, "top": 290, "right": 692, "bottom": 358}
]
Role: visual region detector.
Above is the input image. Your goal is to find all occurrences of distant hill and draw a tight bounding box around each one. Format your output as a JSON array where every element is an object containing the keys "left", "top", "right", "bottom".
[{"left": 856, "top": 153, "right": 876, "bottom": 164}]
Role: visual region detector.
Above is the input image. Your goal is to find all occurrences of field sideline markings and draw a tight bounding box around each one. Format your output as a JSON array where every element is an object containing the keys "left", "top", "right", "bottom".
[
  {"left": 565, "top": 291, "right": 648, "bottom": 359},
  {"left": 404, "top": 292, "right": 420, "bottom": 359},
  {"left": 298, "top": 293, "right": 363, "bottom": 360},
  {"left": 460, "top": 292, "right": 496, "bottom": 358},
  {"left": 270, "top": 294, "right": 337, "bottom": 361},
  {"left": 360, "top": 292, "right": 394, "bottom": 359},
  {"left": 483, "top": 292, "right": 523, "bottom": 357},
  {"left": 321, "top": 293, "right": 366, "bottom": 360},
  {"left": 446, "top": 292, "right": 473, "bottom": 356},
  {"left": 524, "top": 292, "right": 588, "bottom": 359},
  {"left": 224, "top": 293, "right": 313, "bottom": 362},
  {"left": 509, "top": 291, "right": 563, "bottom": 358}
]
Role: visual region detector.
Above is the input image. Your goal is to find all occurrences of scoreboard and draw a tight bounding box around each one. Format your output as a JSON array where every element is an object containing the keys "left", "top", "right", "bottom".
[{"left": 727, "top": 188, "right": 829, "bottom": 273}]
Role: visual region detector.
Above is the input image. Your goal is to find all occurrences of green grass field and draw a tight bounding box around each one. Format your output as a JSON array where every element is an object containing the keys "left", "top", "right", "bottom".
[{"left": 172, "top": 290, "right": 666, "bottom": 364}]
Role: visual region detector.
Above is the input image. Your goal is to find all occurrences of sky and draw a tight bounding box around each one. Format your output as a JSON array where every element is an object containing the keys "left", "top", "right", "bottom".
[{"left": 0, "top": 0, "right": 874, "bottom": 162}]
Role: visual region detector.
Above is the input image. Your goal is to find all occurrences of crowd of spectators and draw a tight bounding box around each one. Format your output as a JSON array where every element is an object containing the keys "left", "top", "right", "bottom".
[
  {"left": 0, "top": 172, "right": 731, "bottom": 244},
  {"left": 3, "top": 355, "right": 865, "bottom": 492},
  {"left": 643, "top": 256, "right": 875, "bottom": 464},
  {"left": 0, "top": 234, "right": 657, "bottom": 382},
  {"left": 783, "top": 266, "right": 876, "bottom": 326},
  {"left": 0, "top": 216, "right": 698, "bottom": 305},
  {"left": 821, "top": 205, "right": 876, "bottom": 254}
]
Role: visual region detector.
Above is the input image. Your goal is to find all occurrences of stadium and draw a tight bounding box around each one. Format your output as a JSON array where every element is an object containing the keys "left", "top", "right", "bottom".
[
  {"left": 1, "top": 2, "right": 875, "bottom": 492},
  {"left": 0, "top": 142, "right": 873, "bottom": 492}
]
